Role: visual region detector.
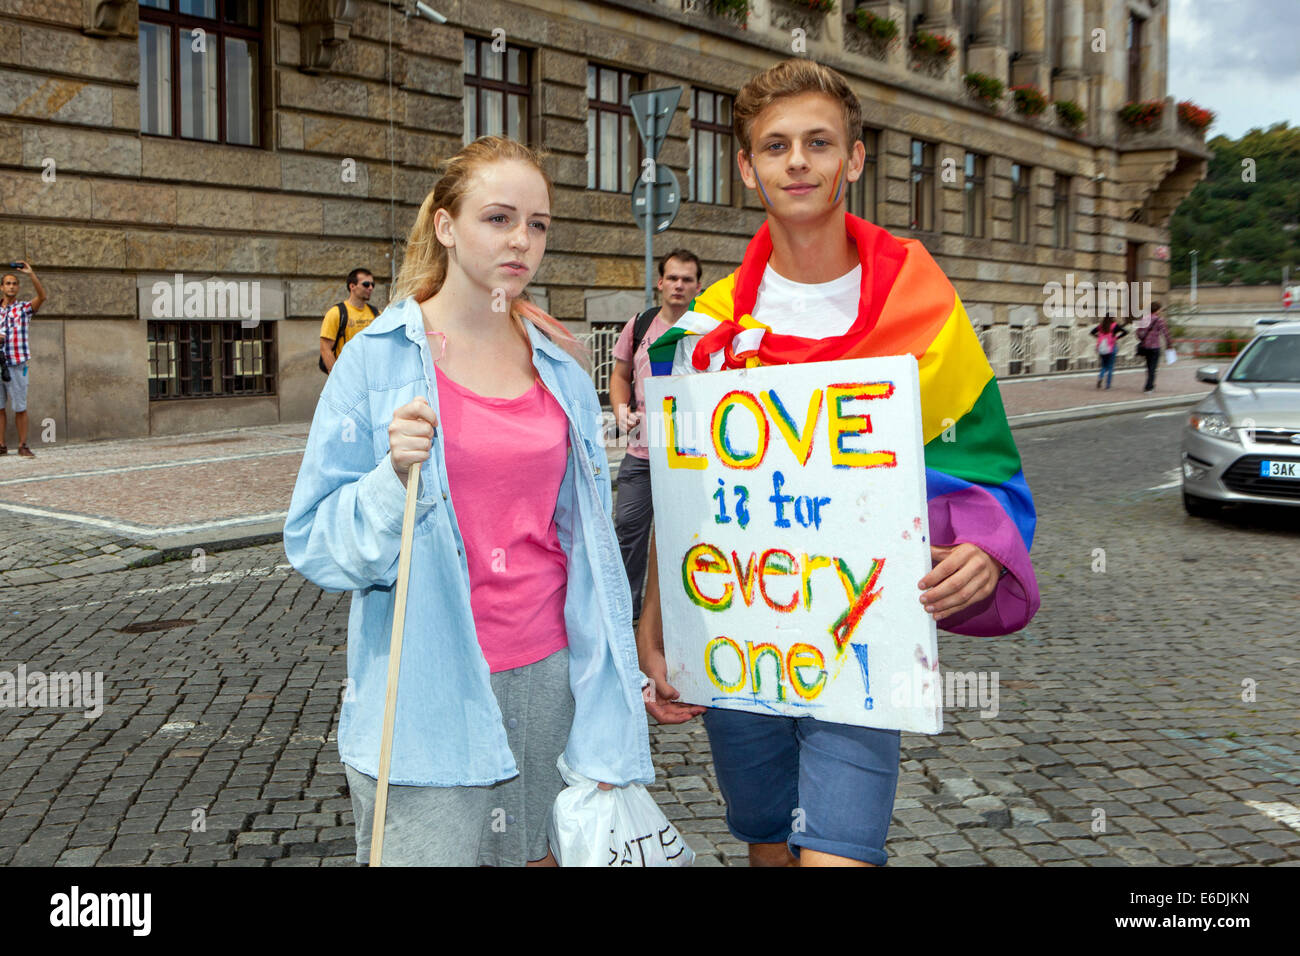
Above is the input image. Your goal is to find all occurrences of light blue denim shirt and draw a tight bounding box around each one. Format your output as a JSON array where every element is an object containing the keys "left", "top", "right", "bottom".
[{"left": 283, "top": 296, "right": 653, "bottom": 787}]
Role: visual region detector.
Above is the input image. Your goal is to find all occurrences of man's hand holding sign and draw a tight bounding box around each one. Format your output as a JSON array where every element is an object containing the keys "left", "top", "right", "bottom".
[{"left": 642, "top": 356, "right": 945, "bottom": 732}]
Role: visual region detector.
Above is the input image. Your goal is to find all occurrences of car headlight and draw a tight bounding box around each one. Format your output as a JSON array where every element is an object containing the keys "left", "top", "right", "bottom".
[{"left": 1188, "top": 412, "right": 1238, "bottom": 442}]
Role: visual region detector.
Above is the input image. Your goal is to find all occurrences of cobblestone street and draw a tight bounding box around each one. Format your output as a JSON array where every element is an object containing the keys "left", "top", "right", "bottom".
[{"left": 2, "top": 399, "right": 1298, "bottom": 866}]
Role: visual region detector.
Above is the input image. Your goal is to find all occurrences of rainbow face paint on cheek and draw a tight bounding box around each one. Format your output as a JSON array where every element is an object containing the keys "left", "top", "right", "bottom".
[
  {"left": 749, "top": 152, "right": 775, "bottom": 207},
  {"left": 829, "top": 158, "right": 846, "bottom": 206}
]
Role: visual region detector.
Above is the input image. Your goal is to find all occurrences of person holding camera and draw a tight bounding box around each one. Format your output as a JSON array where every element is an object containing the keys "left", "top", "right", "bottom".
[{"left": 0, "top": 262, "right": 46, "bottom": 457}]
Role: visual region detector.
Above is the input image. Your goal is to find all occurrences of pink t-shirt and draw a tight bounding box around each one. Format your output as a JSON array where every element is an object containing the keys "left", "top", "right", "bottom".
[
  {"left": 435, "top": 364, "right": 570, "bottom": 672},
  {"left": 612, "top": 312, "right": 672, "bottom": 459}
]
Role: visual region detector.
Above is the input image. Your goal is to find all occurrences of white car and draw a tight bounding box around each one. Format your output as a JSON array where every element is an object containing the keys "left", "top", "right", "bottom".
[{"left": 1181, "top": 322, "right": 1300, "bottom": 516}]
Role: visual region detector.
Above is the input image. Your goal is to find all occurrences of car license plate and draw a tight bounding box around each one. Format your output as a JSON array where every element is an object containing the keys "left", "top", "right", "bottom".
[{"left": 1259, "top": 460, "right": 1300, "bottom": 479}]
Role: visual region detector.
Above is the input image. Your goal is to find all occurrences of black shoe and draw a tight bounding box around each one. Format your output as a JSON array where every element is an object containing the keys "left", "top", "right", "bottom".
[{"left": 1096, "top": 379, "right": 1102, "bottom": 389}]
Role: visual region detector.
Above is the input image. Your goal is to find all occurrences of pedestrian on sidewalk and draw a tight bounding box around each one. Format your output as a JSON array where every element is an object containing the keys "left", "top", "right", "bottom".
[
  {"left": 1090, "top": 312, "right": 1127, "bottom": 389},
  {"left": 610, "top": 249, "right": 702, "bottom": 619},
  {"left": 0, "top": 262, "right": 47, "bottom": 458},
  {"left": 637, "top": 59, "right": 1040, "bottom": 869},
  {"left": 284, "top": 136, "right": 651, "bottom": 867},
  {"left": 1134, "top": 301, "right": 1172, "bottom": 392},
  {"left": 319, "top": 268, "right": 381, "bottom": 374}
]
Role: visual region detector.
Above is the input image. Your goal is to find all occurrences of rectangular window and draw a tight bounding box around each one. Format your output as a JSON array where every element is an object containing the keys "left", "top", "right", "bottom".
[
  {"left": 139, "top": 0, "right": 262, "bottom": 146},
  {"left": 587, "top": 65, "right": 641, "bottom": 193},
  {"left": 848, "top": 128, "right": 879, "bottom": 223},
  {"left": 963, "top": 151, "right": 986, "bottom": 238},
  {"left": 1127, "top": 13, "right": 1144, "bottom": 102},
  {"left": 147, "top": 320, "right": 276, "bottom": 399},
  {"left": 910, "top": 139, "right": 935, "bottom": 232},
  {"left": 689, "top": 89, "right": 732, "bottom": 205},
  {"left": 464, "top": 36, "right": 531, "bottom": 144},
  {"left": 1052, "top": 173, "right": 1071, "bottom": 249},
  {"left": 1011, "top": 162, "right": 1031, "bottom": 244},
  {"left": 1125, "top": 241, "right": 1141, "bottom": 287}
]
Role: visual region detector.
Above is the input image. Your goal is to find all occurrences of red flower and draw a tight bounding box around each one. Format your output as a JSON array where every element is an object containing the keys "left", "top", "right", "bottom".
[{"left": 1176, "top": 100, "right": 1214, "bottom": 132}]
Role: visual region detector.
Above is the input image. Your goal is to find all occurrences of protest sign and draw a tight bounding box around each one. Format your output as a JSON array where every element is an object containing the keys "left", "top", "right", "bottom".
[{"left": 644, "top": 356, "right": 941, "bottom": 733}]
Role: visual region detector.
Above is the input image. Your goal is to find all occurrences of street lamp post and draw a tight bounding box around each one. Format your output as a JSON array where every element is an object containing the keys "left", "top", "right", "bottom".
[{"left": 1190, "top": 249, "right": 1199, "bottom": 307}]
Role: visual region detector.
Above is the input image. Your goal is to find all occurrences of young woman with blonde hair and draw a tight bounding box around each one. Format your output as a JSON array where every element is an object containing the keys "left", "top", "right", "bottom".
[{"left": 285, "top": 136, "right": 652, "bottom": 866}]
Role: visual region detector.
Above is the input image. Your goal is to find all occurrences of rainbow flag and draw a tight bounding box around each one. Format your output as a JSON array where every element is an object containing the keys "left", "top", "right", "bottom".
[{"left": 648, "top": 213, "right": 1040, "bottom": 637}]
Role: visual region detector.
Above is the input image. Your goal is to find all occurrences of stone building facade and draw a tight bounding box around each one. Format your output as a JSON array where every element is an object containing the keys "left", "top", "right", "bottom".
[{"left": 0, "top": 0, "right": 1208, "bottom": 443}]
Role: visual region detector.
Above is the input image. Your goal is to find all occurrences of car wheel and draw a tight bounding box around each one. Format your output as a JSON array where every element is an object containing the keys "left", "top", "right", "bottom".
[{"left": 1182, "top": 491, "right": 1221, "bottom": 518}]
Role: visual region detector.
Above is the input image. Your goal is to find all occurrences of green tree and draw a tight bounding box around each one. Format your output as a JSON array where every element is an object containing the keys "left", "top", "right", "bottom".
[{"left": 1171, "top": 122, "right": 1300, "bottom": 286}]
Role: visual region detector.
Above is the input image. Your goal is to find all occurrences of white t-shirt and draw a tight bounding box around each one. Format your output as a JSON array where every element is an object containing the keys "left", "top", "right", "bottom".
[{"left": 673, "top": 264, "right": 862, "bottom": 374}]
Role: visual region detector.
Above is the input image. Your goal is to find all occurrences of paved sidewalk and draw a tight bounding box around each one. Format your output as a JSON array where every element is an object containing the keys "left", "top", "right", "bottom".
[
  {"left": 0, "top": 365, "right": 1209, "bottom": 586},
  {"left": 7, "top": 368, "right": 1296, "bottom": 869}
]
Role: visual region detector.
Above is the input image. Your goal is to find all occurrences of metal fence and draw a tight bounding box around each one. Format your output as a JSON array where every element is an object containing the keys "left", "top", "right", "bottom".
[
  {"left": 575, "top": 322, "right": 1218, "bottom": 397},
  {"left": 576, "top": 324, "right": 624, "bottom": 405},
  {"left": 1174, "top": 338, "right": 1251, "bottom": 360},
  {"left": 1001, "top": 326, "right": 1151, "bottom": 376},
  {"left": 1052, "top": 327, "right": 1071, "bottom": 372},
  {"left": 1007, "top": 327, "right": 1029, "bottom": 375}
]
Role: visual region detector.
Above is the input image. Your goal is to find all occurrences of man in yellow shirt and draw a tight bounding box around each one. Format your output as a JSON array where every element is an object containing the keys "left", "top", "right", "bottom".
[{"left": 319, "top": 268, "right": 380, "bottom": 373}]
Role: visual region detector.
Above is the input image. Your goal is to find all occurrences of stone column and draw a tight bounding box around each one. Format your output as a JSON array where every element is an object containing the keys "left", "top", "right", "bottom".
[
  {"left": 1011, "top": 0, "right": 1048, "bottom": 91},
  {"left": 1150, "top": 1, "right": 1168, "bottom": 104},
  {"left": 975, "top": 0, "right": 1003, "bottom": 39},
  {"left": 967, "top": 0, "right": 1008, "bottom": 81},
  {"left": 923, "top": 0, "right": 955, "bottom": 27},
  {"left": 1061, "top": 0, "right": 1084, "bottom": 73},
  {"left": 919, "top": 0, "right": 961, "bottom": 82},
  {"left": 1052, "top": 0, "right": 1087, "bottom": 116}
]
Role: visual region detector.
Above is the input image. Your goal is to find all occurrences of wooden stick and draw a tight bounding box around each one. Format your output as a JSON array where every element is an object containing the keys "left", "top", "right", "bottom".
[{"left": 369, "top": 460, "right": 422, "bottom": 867}]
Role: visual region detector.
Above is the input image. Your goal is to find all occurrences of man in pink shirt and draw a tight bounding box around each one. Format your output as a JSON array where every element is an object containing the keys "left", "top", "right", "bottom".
[{"left": 610, "top": 250, "right": 702, "bottom": 618}]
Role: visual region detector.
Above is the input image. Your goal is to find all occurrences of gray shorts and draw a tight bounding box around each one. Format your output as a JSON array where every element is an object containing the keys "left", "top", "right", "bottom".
[
  {"left": 0, "top": 362, "right": 28, "bottom": 413},
  {"left": 345, "top": 647, "right": 575, "bottom": 866}
]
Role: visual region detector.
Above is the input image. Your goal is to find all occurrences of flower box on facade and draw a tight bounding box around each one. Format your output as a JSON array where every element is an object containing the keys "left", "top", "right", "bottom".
[
  {"left": 1118, "top": 99, "right": 1165, "bottom": 131},
  {"left": 964, "top": 71, "right": 1004, "bottom": 109},
  {"left": 690, "top": 0, "right": 751, "bottom": 29},
  {"left": 845, "top": 7, "right": 899, "bottom": 61},
  {"left": 772, "top": 0, "right": 835, "bottom": 40},
  {"left": 1176, "top": 100, "right": 1214, "bottom": 135},
  {"left": 1053, "top": 99, "right": 1086, "bottom": 134},
  {"left": 908, "top": 29, "right": 954, "bottom": 77},
  {"left": 1010, "top": 84, "right": 1048, "bottom": 117}
]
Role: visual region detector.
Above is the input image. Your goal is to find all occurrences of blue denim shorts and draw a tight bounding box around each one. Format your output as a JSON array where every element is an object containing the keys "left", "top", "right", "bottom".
[{"left": 702, "top": 707, "right": 901, "bottom": 865}]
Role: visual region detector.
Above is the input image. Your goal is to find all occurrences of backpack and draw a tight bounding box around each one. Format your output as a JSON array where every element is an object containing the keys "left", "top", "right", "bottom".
[
  {"left": 320, "top": 301, "right": 379, "bottom": 373},
  {"left": 629, "top": 307, "right": 661, "bottom": 358},
  {"left": 626, "top": 308, "right": 661, "bottom": 411}
]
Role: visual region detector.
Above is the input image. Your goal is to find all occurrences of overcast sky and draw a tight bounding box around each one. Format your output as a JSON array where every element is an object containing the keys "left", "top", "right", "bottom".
[{"left": 1168, "top": 0, "right": 1300, "bottom": 140}]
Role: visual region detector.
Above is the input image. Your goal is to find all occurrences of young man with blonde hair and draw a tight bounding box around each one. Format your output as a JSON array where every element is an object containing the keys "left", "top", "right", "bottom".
[{"left": 637, "top": 59, "right": 1040, "bottom": 867}]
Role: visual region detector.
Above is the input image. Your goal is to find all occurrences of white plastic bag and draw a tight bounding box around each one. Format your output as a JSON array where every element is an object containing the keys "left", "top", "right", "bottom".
[
  {"left": 1165, "top": 348, "right": 1177, "bottom": 365},
  {"left": 548, "top": 754, "right": 695, "bottom": 867}
]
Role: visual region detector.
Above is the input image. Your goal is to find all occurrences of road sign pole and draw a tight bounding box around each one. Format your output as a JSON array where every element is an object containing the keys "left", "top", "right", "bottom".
[
  {"left": 644, "top": 110, "right": 655, "bottom": 312},
  {"left": 629, "top": 86, "right": 682, "bottom": 311}
]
